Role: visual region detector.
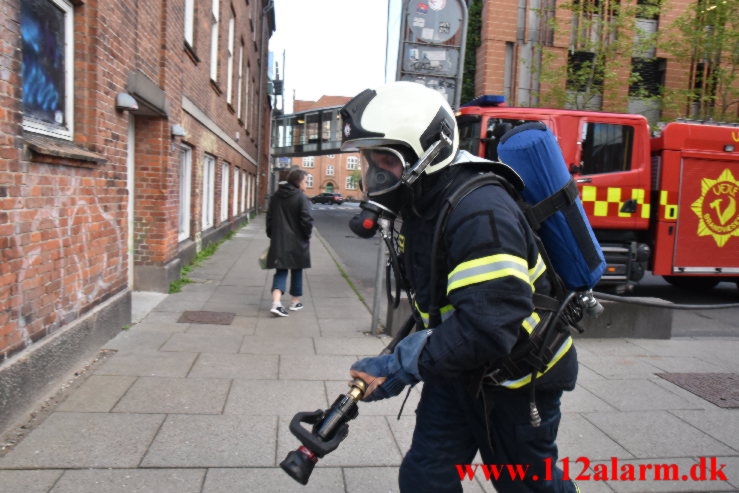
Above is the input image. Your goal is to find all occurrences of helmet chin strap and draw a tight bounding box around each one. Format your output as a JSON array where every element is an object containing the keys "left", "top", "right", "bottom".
[{"left": 400, "top": 129, "right": 453, "bottom": 187}]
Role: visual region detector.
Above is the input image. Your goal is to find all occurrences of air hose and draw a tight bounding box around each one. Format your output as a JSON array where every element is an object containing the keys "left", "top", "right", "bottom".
[{"left": 593, "top": 291, "right": 739, "bottom": 310}]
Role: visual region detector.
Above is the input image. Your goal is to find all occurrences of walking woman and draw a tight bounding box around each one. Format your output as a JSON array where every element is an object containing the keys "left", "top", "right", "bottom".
[{"left": 266, "top": 168, "right": 313, "bottom": 317}]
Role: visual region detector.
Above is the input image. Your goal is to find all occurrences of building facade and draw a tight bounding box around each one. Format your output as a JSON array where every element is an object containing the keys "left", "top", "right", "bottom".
[
  {"left": 290, "top": 96, "right": 362, "bottom": 201},
  {"left": 0, "top": 0, "right": 274, "bottom": 432},
  {"left": 471, "top": 0, "right": 736, "bottom": 122}
]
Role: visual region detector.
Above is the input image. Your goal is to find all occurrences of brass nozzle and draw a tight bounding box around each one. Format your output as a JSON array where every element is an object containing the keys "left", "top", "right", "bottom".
[{"left": 348, "top": 378, "right": 367, "bottom": 400}]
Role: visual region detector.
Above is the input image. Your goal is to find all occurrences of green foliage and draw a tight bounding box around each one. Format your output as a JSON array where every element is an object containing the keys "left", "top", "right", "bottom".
[
  {"left": 461, "top": 0, "right": 484, "bottom": 105},
  {"left": 659, "top": 0, "right": 739, "bottom": 121},
  {"left": 537, "top": 0, "right": 663, "bottom": 112},
  {"left": 168, "top": 231, "right": 236, "bottom": 293}
]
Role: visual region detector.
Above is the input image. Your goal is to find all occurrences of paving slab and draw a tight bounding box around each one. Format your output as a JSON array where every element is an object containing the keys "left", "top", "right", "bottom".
[
  {"left": 558, "top": 413, "right": 633, "bottom": 461},
  {"left": 185, "top": 323, "right": 256, "bottom": 337},
  {"left": 96, "top": 351, "right": 198, "bottom": 377},
  {"left": 160, "top": 332, "right": 245, "bottom": 353},
  {"left": 670, "top": 408, "right": 739, "bottom": 451},
  {"left": 582, "top": 411, "right": 736, "bottom": 458},
  {"left": 560, "top": 385, "right": 617, "bottom": 413},
  {"left": 141, "top": 414, "right": 277, "bottom": 467},
  {"left": 279, "top": 355, "right": 359, "bottom": 380},
  {"left": 56, "top": 375, "right": 136, "bottom": 412},
  {"left": 112, "top": 377, "right": 230, "bottom": 414},
  {"left": 314, "top": 336, "right": 386, "bottom": 356},
  {"left": 188, "top": 353, "right": 278, "bottom": 379},
  {"left": 255, "top": 317, "right": 322, "bottom": 337},
  {"left": 202, "top": 467, "right": 344, "bottom": 493},
  {"left": 580, "top": 379, "right": 703, "bottom": 411},
  {"left": 717, "top": 456, "right": 739, "bottom": 489},
  {"left": 277, "top": 415, "right": 403, "bottom": 467},
  {"left": 578, "top": 355, "right": 665, "bottom": 380},
  {"left": 0, "top": 470, "right": 63, "bottom": 493},
  {"left": 239, "top": 335, "right": 315, "bottom": 355},
  {"left": 200, "top": 302, "right": 264, "bottom": 318},
  {"left": 50, "top": 468, "right": 205, "bottom": 493},
  {"left": 343, "top": 466, "right": 489, "bottom": 492},
  {"left": 102, "top": 329, "right": 172, "bottom": 353},
  {"left": 224, "top": 379, "right": 328, "bottom": 416},
  {"left": 0, "top": 412, "right": 164, "bottom": 468}
]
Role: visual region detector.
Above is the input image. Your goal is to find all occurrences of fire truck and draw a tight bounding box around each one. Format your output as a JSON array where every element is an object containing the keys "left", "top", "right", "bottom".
[{"left": 456, "top": 96, "right": 739, "bottom": 292}]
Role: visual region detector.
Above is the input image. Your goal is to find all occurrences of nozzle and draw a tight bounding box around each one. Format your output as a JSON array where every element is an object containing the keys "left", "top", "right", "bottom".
[
  {"left": 280, "top": 446, "right": 316, "bottom": 485},
  {"left": 580, "top": 290, "right": 604, "bottom": 318}
]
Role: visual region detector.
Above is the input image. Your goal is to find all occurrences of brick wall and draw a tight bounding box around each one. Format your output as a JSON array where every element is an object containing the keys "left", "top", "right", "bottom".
[
  {"left": 474, "top": 0, "right": 706, "bottom": 116},
  {"left": 0, "top": 0, "right": 273, "bottom": 362}
]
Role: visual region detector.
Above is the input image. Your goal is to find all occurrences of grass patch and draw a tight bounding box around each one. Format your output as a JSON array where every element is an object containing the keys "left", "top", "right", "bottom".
[{"left": 169, "top": 231, "right": 236, "bottom": 293}]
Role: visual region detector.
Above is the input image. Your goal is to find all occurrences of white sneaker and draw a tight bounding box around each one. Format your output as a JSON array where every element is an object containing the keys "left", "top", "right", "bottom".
[
  {"left": 270, "top": 305, "right": 289, "bottom": 317},
  {"left": 289, "top": 302, "right": 304, "bottom": 311}
]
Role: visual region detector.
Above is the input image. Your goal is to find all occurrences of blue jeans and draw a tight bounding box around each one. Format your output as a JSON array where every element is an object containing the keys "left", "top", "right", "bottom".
[
  {"left": 272, "top": 269, "right": 303, "bottom": 297},
  {"left": 399, "top": 381, "right": 575, "bottom": 493}
]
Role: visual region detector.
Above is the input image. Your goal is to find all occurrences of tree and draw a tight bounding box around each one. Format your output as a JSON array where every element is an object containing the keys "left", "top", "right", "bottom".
[
  {"left": 537, "top": 0, "right": 662, "bottom": 112},
  {"left": 660, "top": 0, "right": 739, "bottom": 121}
]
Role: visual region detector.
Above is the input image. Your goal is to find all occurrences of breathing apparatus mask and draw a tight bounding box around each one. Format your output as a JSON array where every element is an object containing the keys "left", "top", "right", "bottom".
[{"left": 348, "top": 135, "right": 452, "bottom": 238}]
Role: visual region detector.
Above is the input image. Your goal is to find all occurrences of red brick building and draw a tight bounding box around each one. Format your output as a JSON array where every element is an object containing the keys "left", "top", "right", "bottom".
[
  {"left": 0, "top": 0, "right": 274, "bottom": 431},
  {"left": 471, "top": 0, "right": 737, "bottom": 122},
  {"left": 288, "top": 96, "right": 362, "bottom": 201}
]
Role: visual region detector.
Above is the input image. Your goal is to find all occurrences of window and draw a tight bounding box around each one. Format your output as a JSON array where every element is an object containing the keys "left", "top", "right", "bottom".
[
  {"left": 246, "top": 172, "right": 252, "bottom": 210},
  {"left": 21, "top": 0, "right": 74, "bottom": 140},
  {"left": 232, "top": 166, "right": 239, "bottom": 216},
  {"left": 250, "top": 175, "right": 256, "bottom": 208},
  {"left": 226, "top": 10, "right": 235, "bottom": 104},
  {"left": 346, "top": 156, "right": 359, "bottom": 170},
  {"left": 327, "top": 154, "right": 335, "bottom": 158},
  {"left": 220, "top": 162, "right": 229, "bottom": 222},
  {"left": 244, "top": 64, "right": 250, "bottom": 129},
  {"left": 178, "top": 145, "right": 192, "bottom": 241},
  {"left": 629, "top": 58, "right": 666, "bottom": 98},
  {"left": 209, "top": 0, "right": 220, "bottom": 82},
  {"left": 202, "top": 154, "right": 216, "bottom": 229},
  {"left": 306, "top": 174, "right": 313, "bottom": 188},
  {"left": 580, "top": 122, "right": 634, "bottom": 175},
  {"left": 184, "top": 0, "right": 195, "bottom": 47},
  {"left": 240, "top": 171, "right": 247, "bottom": 212},
  {"left": 346, "top": 176, "right": 357, "bottom": 190},
  {"left": 302, "top": 157, "right": 314, "bottom": 168},
  {"left": 326, "top": 165, "right": 334, "bottom": 176},
  {"left": 236, "top": 42, "right": 244, "bottom": 118}
]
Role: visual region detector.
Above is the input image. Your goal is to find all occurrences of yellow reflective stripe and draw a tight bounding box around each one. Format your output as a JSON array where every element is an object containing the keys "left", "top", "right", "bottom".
[
  {"left": 447, "top": 254, "right": 530, "bottom": 294},
  {"left": 660, "top": 190, "right": 669, "bottom": 205},
  {"left": 593, "top": 201, "right": 609, "bottom": 216},
  {"left": 499, "top": 336, "right": 573, "bottom": 389},
  {"left": 521, "top": 312, "right": 541, "bottom": 335},
  {"left": 414, "top": 301, "right": 454, "bottom": 328},
  {"left": 607, "top": 187, "right": 621, "bottom": 202},
  {"left": 528, "top": 254, "right": 546, "bottom": 285}
]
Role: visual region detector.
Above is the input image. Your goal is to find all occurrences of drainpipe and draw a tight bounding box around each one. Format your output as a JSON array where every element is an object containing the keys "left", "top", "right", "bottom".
[{"left": 256, "top": 0, "right": 274, "bottom": 212}]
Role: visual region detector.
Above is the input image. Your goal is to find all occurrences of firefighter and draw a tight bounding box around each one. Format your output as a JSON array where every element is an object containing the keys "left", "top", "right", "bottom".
[{"left": 341, "top": 81, "right": 579, "bottom": 493}]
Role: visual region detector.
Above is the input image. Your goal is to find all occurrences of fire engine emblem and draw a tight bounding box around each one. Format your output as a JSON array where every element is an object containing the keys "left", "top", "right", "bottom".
[{"left": 690, "top": 168, "right": 739, "bottom": 247}]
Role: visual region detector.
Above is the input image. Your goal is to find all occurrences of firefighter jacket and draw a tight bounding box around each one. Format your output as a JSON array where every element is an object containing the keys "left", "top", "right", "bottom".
[{"left": 402, "top": 161, "right": 578, "bottom": 392}]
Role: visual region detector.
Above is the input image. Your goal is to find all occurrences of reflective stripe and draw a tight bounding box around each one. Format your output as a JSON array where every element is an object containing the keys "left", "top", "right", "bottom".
[
  {"left": 498, "top": 336, "right": 573, "bottom": 389},
  {"left": 580, "top": 185, "right": 651, "bottom": 219},
  {"left": 447, "top": 254, "right": 530, "bottom": 294},
  {"left": 415, "top": 301, "right": 454, "bottom": 328},
  {"left": 528, "top": 254, "right": 546, "bottom": 286},
  {"left": 521, "top": 312, "right": 541, "bottom": 335}
]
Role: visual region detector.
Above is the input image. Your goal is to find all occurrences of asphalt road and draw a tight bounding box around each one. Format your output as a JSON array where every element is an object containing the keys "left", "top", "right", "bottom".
[{"left": 312, "top": 204, "right": 739, "bottom": 338}]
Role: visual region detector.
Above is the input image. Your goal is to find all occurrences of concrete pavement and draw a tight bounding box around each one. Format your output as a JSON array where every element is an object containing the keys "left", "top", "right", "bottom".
[{"left": 0, "top": 213, "right": 738, "bottom": 493}]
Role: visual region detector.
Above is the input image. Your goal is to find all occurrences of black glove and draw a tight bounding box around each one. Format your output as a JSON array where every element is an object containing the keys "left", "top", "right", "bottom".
[{"left": 289, "top": 410, "right": 349, "bottom": 458}]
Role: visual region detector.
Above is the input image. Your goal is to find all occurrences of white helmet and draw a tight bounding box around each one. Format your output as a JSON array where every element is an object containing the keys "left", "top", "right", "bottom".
[{"left": 340, "top": 82, "right": 459, "bottom": 186}]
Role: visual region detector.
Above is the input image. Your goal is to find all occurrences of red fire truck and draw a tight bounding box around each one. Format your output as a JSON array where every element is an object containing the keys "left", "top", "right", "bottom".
[{"left": 456, "top": 97, "right": 739, "bottom": 292}]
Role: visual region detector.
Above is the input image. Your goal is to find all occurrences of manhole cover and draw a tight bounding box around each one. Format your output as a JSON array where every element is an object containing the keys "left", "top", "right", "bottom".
[
  {"left": 177, "top": 311, "right": 235, "bottom": 325},
  {"left": 657, "top": 373, "right": 739, "bottom": 408}
]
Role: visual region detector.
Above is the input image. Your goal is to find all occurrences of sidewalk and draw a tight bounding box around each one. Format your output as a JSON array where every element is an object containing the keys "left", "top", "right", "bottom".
[{"left": 0, "top": 214, "right": 737, "bottom": 493}]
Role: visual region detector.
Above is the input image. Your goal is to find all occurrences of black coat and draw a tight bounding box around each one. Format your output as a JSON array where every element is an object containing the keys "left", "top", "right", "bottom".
[{"left": 266, "top": 183, "right": 313, "bottom": 269}]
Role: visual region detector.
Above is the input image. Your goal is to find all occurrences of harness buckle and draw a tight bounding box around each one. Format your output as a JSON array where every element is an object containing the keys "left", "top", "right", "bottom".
[{"left": 483, "top": 368, "right": 507, "bottom": 386}]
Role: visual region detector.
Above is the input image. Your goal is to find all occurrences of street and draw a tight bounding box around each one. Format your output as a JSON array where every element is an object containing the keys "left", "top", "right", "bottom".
[{"left": 311, "top": 204, "right": 739, "bottom": 338}]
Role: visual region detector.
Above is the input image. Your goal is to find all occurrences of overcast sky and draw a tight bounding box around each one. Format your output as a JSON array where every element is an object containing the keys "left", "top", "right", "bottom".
[{"left": 269, "top": 0, "right": 399, "bottom": 112}]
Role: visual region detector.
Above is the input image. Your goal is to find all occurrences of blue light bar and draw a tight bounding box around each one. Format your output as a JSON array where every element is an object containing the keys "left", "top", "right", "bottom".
[{"left": 461, "top": 95, "right": 506, "bottom": 107}]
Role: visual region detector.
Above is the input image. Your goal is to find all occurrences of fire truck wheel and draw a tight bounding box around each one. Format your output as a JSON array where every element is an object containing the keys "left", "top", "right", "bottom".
[{"left": 663, "top": 276, "right": 719, "bottom": 291}]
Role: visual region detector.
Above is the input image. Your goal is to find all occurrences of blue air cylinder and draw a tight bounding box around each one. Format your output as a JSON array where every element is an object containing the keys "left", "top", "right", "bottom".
[{"left": 497, "top": 122, "right": 605, "bottom": 290}]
